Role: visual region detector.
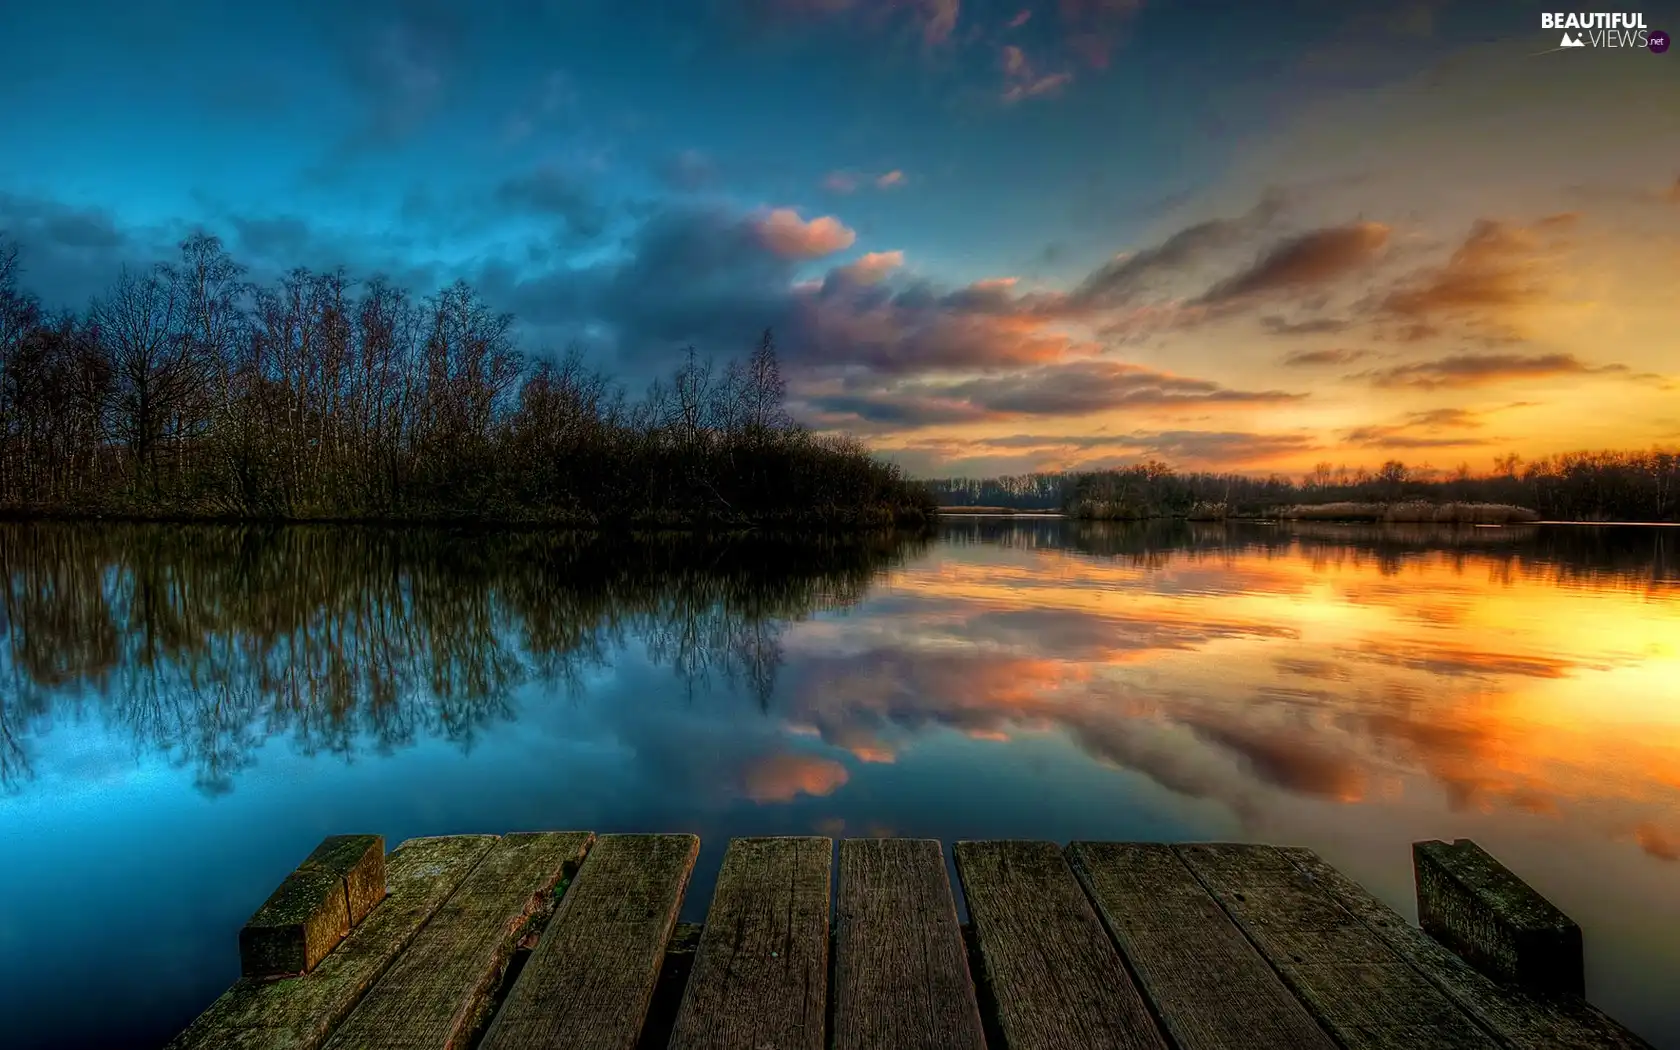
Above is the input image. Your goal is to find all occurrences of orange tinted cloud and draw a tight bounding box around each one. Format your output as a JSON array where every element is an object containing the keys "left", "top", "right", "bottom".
[
  {"left": 1194, "top": 222, "right": 1390, "bottom": 304},
  {"left": 753, "top": 208, "right": 857, "bottom": 257},
  {"left": 741, "top": 751, "right": 850, "bottom": 801},
  {"left": 831, "top": 250, "right": 904, "bottom": 284},
  {"left": 1000, "top": 45, "right": 1074, "bottom": 103},
  {"left": 1365, "top": 352, "right": 1628, "bottom": 390},
  {"left": 1379, "top": 217, "right": 1568, "bottom": 327}
]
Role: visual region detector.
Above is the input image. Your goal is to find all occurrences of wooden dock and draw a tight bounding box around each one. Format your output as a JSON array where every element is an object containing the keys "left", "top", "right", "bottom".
[{"left": 168, "top": 833, "right": 1655, "bottom": 1050}]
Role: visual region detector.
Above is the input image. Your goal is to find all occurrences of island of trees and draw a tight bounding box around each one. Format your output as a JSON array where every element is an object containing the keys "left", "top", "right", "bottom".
[
  {"left": 0, "top": 234, "right": 934, "bottom": 527},
  {"left": 926, "top": 452, "right": 1680, "bottom": 524}
]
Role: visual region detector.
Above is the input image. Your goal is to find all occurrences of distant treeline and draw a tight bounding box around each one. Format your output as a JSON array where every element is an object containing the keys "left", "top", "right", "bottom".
[
  {"left": 0, "top": 234, "right": 933, "bottom": 526},
  {"left": 930, "top": 453, "right": 1680, "bottom": 523}
]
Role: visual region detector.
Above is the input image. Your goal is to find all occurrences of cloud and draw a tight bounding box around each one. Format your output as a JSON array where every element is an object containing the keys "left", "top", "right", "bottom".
[
  {"left": 830, "top": 250, "right": 905, "bottom": 285},
  {"left": 1377, "top": 217, "right": 1570, "bottom": 335},
  {"left": 945, "top": 362, "right": 1304, "bottom": 416},
  {"left": 920, "top": 0, "right": 960, "bottom": 44},
  {"left": 739, "top": 751, "right": 850, "bottom": 802},
  {"left": 1056, "top": 0, "right": 1146, "bottom": 69},
  {"left": 657, "top": 149, "right": 718, "bottom": 192},
  {"left": 492, "top": 167, "right": 608, "bottom": 239},
  {"left": 1070, "top": 192, "right": 1285, "bottom": 308},
  {"left": 1364, "top": 352, "right": 1628, "bottom": 390},
  {"left": 337, "top": 3, "right": 464, "bottom": 148},
  {"left": 752, "top": 208, "right": 857, "bottom": 258},
  {"left": 822, "top": 169, "right": 907, "bottom": 194},
  {"left": 500, "top": 71, "right": 575, "bottom": 145},
  {"left": 1342, "top": 407, "right": 1490, "bottom": 448},
  {"left": 1262, "top": 316, "right": 1352, "bottom": 336},
  {"left": 1000, "top": 45, "right": 1073, "bottom": 102},
  {"left": 1281, "top": 347, "right": 1370, "bottom": 367},
  {"left": 750, "top": 0, "right": 960, "bottom": 45},
  {"left": 1193, "top": 222, "right": 1390, "bottom": 305}
]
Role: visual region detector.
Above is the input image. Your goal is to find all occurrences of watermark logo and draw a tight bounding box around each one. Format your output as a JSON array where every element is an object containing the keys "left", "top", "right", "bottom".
[{"left": 1537, "top": 11, "right": 1667, "bottom": 50}]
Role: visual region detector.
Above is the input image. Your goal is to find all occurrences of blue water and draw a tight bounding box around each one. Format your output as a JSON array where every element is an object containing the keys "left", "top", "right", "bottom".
[{"left": 1, "top": 520, "right": 1676, "bottom": 1049}]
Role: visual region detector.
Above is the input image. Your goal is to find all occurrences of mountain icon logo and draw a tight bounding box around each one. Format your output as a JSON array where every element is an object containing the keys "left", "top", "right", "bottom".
[{"left": 1560, "top": 32, "right": 1586, "bottom": 46}]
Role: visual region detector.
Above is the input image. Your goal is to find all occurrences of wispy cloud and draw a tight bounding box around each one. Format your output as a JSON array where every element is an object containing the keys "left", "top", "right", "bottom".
[
  {"left": 1364, "top": 352, "right": 1628, "bottom": 390},
  {"left": 1000, "top": 45, "right": 1074, "bottom": 103}
]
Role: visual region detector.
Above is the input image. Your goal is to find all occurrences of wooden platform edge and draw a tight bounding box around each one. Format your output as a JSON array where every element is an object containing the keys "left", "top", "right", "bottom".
[
  {"left": 1281, "top": 847, "right": 1657, "bottom": 1050},
  {"left": 1414, "top": 839, "right": 1584, "bottom": 996},
  {"left": 167, "top": 835, "right": 500, "bottom": 1050}
]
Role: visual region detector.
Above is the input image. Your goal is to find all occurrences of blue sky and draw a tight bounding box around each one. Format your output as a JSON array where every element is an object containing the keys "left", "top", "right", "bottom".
[{"left": 2, "top": 0, "right": 1677, "bottom": 475}]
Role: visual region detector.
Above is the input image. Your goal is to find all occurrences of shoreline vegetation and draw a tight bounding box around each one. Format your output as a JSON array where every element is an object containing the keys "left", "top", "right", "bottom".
[
  {"left": 930, "top": 454, "right": 1680, "bottom": 524},
  {"left": 0, "top": 234, "right": 934, "bottom": 528},
  {"left": 939, "top": 501, "right": 1542, "bottom": 524}
]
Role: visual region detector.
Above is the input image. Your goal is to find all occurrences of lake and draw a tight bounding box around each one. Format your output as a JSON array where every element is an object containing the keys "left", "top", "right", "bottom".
[{"left": 0, "top": 519, "right": 1676, "bottom": 1049}]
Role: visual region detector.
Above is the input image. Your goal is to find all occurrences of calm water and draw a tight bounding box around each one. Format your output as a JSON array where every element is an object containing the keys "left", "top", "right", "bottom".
[{"left": 1, "top": 520, "right": 1676, "bottom": 1049}]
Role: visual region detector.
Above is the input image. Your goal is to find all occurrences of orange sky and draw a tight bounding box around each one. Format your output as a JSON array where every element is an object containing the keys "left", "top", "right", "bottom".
[{"left": 790, "top": 44, "right": 1680, "bottom": 478}]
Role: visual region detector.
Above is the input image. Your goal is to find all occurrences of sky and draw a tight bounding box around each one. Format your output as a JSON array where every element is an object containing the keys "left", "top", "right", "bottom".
[{"left": 0, "top": 0, "right": 1677, "bottom": 478}]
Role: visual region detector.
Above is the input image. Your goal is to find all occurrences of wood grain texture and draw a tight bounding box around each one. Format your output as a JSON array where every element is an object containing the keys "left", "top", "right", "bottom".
[
  {"left": 832, "top": 838, "right": 985, "bottom": 1050},
  {"left": 240, "top": 866, "right": 352, "bottom": 977},
  {"left": 1280, "top": 847, "right": 1656, "bottom": 1050},
  {"left": 667, "top": 837, "right": 832, "bottom": 1050},
  {"left": 1414, "top": 839, "right": 1583, "bottom": 994},
  {"left": 167, "top": 835, "right": 498, "bottom": 1050},
  {"left": 1068, "top": 841, "right": 1338, "bottom": 1050},
  {"left": 301, "top": 835, "right": 387, "bottom": 926},
  {"left": 478, "top": 834, "right": 700, "bottom": 1050},
  {"left": 323, "top": 831, "right": 594, "bottom": 1050},
  {"left": 953, "top": 840, "right": 1168, "bottom": 1050},
  {"left": 1176, "top": 843, "right": 1498, "bottom": 1050}
]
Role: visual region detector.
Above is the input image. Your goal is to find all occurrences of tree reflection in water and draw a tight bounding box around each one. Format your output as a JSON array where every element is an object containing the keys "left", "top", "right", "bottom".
[{"left": 0, "top": 525, "right": 931, "bottom": 795}]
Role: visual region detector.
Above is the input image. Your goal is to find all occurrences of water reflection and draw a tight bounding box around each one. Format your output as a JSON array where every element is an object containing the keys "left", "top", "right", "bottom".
[
  {"left": 1, "top": 520, "right": 1677, "bottom": 1049},
  {"left": 0, "top": 525, "right": 928, "bottom": 795}
]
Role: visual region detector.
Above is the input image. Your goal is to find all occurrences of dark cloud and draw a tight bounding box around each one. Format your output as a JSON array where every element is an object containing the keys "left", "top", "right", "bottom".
[
  {"left": 943, "top": 361, "right": 1306, "bottom": 417},
  {"left": 230, "top": 216, "right": 314, "bottom": 259},
  {"left": 1281, "top": 347, "right": 1369, "bottom": 367},
  {"left": 1109, "top": 429, "right": 1320, "bottom": 466},
  {"left": 1364, "top": 352, "right": 1627, "bottom": 390},
  {"left": 1070, "top": 191, "right": 1285, "bottom": 308},
  {"left": 1377, "top": 218, "right": 1566, "bottom": 329},
  {"left": 658, "top": 150, "right": 719, "bottom": 192},
  {"left": 1184, "top": 719, "right": 1367, "bottom": 799},
  {"left": 1262, "top": 315, "right": 1351, "bottom": 336},
  {"left": 337, "top": 0, "right": 466, "bottom": 147},
  {"left": 0, "top": 193, "right": 159, "bottom": 307},
  {"left": 803, "top": 393, "right": 993, "bottom": 426},
  {"left": 1194, "top": 222, "right": 1390, "bottom": 305},
  {"left": 1342, "top": 406, "right": 1488, "bottom": 449},
  {"left": 793, "top": 361, "right": 1307, "bottom": 433},
  {"left": 492, "top": 168, "right": 608, "bottom": 240}
]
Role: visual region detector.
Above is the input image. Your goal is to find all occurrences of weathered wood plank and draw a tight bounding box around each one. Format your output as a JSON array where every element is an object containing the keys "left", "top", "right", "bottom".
[
  {"left": 953, "top": 840, "right": 1168, "bottom": 1050},
  {"left": 1414, "top": 839, "right": 1584, "bottom": 994},
  {"left": 1068, "top": 841, "right": 1338, "bottom": 1050},
  {"left": 833, "top": 838, "right": 986, "bottom": 1050},
  {"left": 1176, "top": 843, "right": 1498, "bottom": 1050},
  {"left": 323, "top": 831, "right": 594, "bottom": 1050},
  {"left": 667, "top": 837, "right": 832, "bottom": 1050},
  {"left": 478, "top": 834, "right": 700, "bottom": 1050},
  {"left": 301, "top": 835, "right": 387, "bottom": 926},
  {"left": 1280, "top": 846, "right": 1656, "bottom": 1050},
  {"left": 167, "top": 835, "right": 498, "bottom": 1050},
  {"left": 240, "top": 866, "right": 352, "bottom": 977}
]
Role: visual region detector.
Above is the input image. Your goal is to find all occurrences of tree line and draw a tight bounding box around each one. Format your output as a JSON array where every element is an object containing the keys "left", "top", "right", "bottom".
[
  {"left": 0, "top": 234, "right": 934, "bottom": 526},
  {"left": 931, "top": 452, "right": 1680, "bottom": 523}
]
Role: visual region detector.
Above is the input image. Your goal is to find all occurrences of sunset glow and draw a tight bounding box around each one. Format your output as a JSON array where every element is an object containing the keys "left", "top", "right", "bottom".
[{"left": 3, "top": 1, "right": 1674, "bottom": 478}]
